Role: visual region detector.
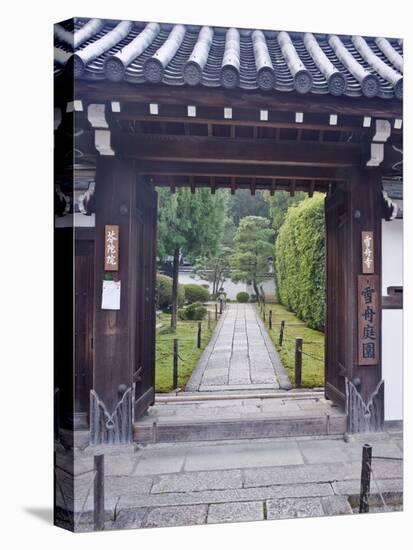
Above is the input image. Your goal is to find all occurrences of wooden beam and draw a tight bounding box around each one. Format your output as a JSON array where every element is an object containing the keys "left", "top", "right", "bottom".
[
  {"left": 135, "top": 160, "right": 349, "bottom": 181},
  {"left": 210, "top": 176, "right": 217, "bottom": 194},
  {"left": 308, "top": 180, "right": 315, "bottom": 197},
  {"left": 110, "top": 111, "right": 370, "bottom": 134},
  {"left": 251, "top": 178, "right": 256, "bottom": 195},
  {"left": 152, "top": 177, "right": 329, "bottom": 193},
  {"left": 116, "top": 134, "right": 361, "bottom": 167},
  {"left": 270, "top": 179, "right": 276, "bottom": 196},
  {"left": 289, "top": 179, "right": 296, "bottom": 197},
  {"left": 75, "top": 81, "right": 403, "bottom": 118},
  {"left": 231, "top": 177, "right": 236, "bottom": 194}
]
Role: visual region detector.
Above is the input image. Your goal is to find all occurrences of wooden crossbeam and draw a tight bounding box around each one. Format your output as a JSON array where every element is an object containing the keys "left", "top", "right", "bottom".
[
  {"left": 251, "top": 178, "right": 256, "bottom": 195},
  {"left": 136, "top": 160, "right": 349, "bottom": 181},
  {"left": 110, "top": 111, "right": 369, "bottom": 134},
  {"left": 75, "top": 81, "right": 403, "bottom": 119},
  {"left": 152, "top": 177, "right": 329, "bottom": 193},
  {"left": 270, "top": 179, "right": 276, "bottom": 196},
  {"left": 116, "top": 134, "right": 361, "bottom": 168}
]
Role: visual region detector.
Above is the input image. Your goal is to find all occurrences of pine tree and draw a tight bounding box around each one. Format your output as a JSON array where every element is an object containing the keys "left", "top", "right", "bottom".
[
  {"left": 229, "top": 216, "right": 275, "bottom": 299},
  {"left": 157, "top": 188, "right": 227, "bottom": 329}
]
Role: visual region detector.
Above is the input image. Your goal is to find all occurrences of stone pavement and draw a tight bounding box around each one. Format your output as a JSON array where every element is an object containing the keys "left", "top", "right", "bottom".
[
  {"left": 186, "top": 303, "right": 291, "bottom": 392},
  {"left": 55, "top": 429, "right": 403, "bottom": 531},
  {"left": 139, "top": 394, "right": 344, "bottom": 424},
  {"left": 133, "top": 394, "right": 347, "bottom": 443}
]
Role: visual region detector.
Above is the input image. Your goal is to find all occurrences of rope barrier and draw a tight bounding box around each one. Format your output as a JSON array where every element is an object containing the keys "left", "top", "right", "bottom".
[{"left": 300, "top": 349, "right": 324, "bottom": 362}]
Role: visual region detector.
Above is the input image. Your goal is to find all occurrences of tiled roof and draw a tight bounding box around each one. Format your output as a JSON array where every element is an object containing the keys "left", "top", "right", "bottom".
[{"left": 54, "top": 18, "right": 403, "bottom": 99}]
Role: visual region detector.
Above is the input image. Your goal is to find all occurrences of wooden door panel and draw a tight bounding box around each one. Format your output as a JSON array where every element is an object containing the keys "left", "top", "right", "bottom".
[
  {"left": 74, "top": 240, "right": 94, "bottom": 428},
  {"left": 325, "top": 187, "right": 347, "bottom": 407},
  {"left": 134, "top": 178, "right": 158, "bottom": 418}
]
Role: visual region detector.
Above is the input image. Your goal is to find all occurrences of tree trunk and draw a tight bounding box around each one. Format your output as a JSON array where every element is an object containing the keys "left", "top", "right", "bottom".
[
  {"left": 253, "top": 280, "right": 260, "bottom": 301},
  {"left": 171, "top": 247, "right": 180, "bottom": 330}
]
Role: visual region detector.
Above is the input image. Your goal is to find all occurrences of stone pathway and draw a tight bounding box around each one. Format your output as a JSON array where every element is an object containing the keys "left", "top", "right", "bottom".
[
  {"left": 139, "top": 395, "right": 343, "bottom": 424},
  {"left": 186, "top": 304, "right": 291, "bottom": 392},
  {"left": 55, "top": 429, "right": 403, "bottom": 531}
]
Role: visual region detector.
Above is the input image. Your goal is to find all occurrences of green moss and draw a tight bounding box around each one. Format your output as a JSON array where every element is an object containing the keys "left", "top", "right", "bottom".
[
  {"left": 257, "top": 303, "right": 324, "bottom": 388},
  {"left": 155, "top": 310, "right": 217, "bottom": 392}
]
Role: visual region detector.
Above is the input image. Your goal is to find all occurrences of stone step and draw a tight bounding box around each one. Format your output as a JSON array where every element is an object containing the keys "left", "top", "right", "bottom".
[{"left": 133, "top": 414, "right": 347, "bottom": 444}]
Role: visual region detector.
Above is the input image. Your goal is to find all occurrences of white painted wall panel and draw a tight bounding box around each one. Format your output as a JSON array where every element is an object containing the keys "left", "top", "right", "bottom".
[
  {"left": 382, "top": 309, "right": 403, "bottom": 421},
  {"left": 381, "top": 216, "right": 403, "bottom": 421}
]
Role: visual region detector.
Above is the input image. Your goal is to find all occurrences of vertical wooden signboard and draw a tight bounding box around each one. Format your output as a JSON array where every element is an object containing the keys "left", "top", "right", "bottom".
[
  {"left": 104, "top": 225, "right": 119, "bottom": 271},
  {"left": 361, "top": 231, "right": 374, "bottom": 274},
  {"left": 357, "top": 274, "right": 379, "bottom": 365}
]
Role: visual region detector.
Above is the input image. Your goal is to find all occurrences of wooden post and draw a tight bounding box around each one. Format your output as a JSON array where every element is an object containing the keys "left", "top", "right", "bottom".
[
  {"left": 208, "top": 310, "right": 211, "bottom": 330},
  {"left": 279, "top": 320, "right": 285, "bottom": 346},
  {"left": 269, "top": 310, "right": 272, "bottom": 330},
  {"left": 197, "top": 321, "right": 202, "bottom": 349},
  {"left": 94, "top": 454, "right": 105, "bottom": 531},
  {"left": 263, "top": 309, "right": 266, "bottom": 322},
  {"left": 359, "top": 444, "right": 372, "bottom": 513},
  {"left": 173, "top": 338, "right": 178, "bottom": 389},
  {"left": 325, "top": 169, "right": 384, "bottom": 430},
  {"left": 295, "top": 337, "right": 302, "bottom": 387},
  {"left": 219, "top": 298, "right": 223, "bottom": 314},
  {"left": 215, "top": 303, "right": 218, "bottom": 320}
]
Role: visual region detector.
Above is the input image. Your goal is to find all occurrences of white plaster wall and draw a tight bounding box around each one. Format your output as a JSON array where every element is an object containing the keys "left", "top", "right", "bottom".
[
  {"left": 178, "top": 271, "right": 248, "bottom": 300},
  {"left": 381, "top": 216, "right": 403, "bottom": 421},
  {"left": 382, "top": 216, "right": 403, "bottom": 294},
  {"left": 178, "top": 271, "right": 276, "bottom": 300},
  {"left": 382, "top": 310, "right": 403, "bottom": 421}
]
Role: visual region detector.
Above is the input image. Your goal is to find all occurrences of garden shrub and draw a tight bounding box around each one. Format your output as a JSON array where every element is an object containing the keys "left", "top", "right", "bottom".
[
  {"left": 236, "top": 291, "right": 250, "bottom": 303},
  {"left": 156, "top": 274, "right": 184, "bottom": 309},
  {"left": 275, "top": 195, "right": 325, "bottom": 330},
  {"left": 184, "top": 283, "right": 210, "bottom": 304},
  {"left": 180, "top": 302, "right": 207, "bottom": 320}
]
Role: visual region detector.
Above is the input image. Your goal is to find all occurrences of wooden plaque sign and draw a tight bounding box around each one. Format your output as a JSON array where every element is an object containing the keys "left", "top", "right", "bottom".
[
  {"left": 104, "top": 224, "right": 119, "bottom": 271},
  {"left": 361, "top": 231, "right": 374, "bottom": 274},
  {"left": 357, "top": 274, "right": 379, "bottom": 365}
]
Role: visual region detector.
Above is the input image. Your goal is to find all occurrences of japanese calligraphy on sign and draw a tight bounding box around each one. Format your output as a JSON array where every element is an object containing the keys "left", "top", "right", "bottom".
[
  {"left": 357, "top": 274, "right": 379, "bottom": 365},
  {"left": 104, "top": 225, "right": 119, "bottom": 271},
  {"left": 361, "top": 231, "right": 374, "bottom": 274}
]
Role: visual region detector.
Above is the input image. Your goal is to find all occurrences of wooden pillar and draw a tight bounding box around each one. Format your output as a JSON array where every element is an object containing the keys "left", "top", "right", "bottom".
[
  {"left": 325, "top": 167, "right": 383, "bottom": 432},
  {"left": 90, "top": 158, "right": 138, "bottom": 444},
  {"left": 346, "top": 168, "right": 383, "bottom": 432}
]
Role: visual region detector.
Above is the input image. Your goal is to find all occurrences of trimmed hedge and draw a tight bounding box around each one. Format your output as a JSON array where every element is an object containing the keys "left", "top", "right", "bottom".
[
  {"left": 156, "top": 274, "right": 185, "bottom": 310},
  {"left": 179, "top": 302, "right": 207, "bottom": 320},
  {"left": 275, "top": 195, "right": 325, "bottom": 330},
  {"left": 236, "top": 291, "right": 250, "bottom": 303},
  {"left": 184, "top": 283, "right": 210, "bottom": 304}
]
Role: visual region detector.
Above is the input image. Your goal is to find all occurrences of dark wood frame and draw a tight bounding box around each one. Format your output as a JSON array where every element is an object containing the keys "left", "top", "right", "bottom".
[{"left": 55, "top": 70, "right": 402, "bottom": 441}]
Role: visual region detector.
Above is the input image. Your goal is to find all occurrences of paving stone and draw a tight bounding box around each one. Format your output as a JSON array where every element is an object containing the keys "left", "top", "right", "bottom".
[
  {"left": 133, "top": 449, "right": 186, "bottom": 475},
  {"left": 332, "top": 477, "right": 403, "bottom": 496},
  {"left": 244, "top": 462, "right": 357, "bottom": 488},
  {"left": 184, "top": 440, "right": 303, "bottom": 471},
  {"left": 119, "top": 482, "right": 334, "bottom": 509},
  {"left": 185, "top": 304, "right": 291, "bottom": 393},
  {"left": 143, "top": 505, "right": 208, "bottom": 528},
  {"left": 266, "top": 497, "right": 324, "bottom": 520},
  {"left": 104, "top": 453, "right": 140, "bottom": 476},
  {"left": 342, "top": 441, "right": 403, "bottom": 461},
  {"left": 321, "top": 495, "right": 353, "bottom": 516},
  {"left": 151, "top": 469, "right": 243, "bottom": 493},
  {"left": 110, "top": 508, "right": 148, "bottom": 529},
  {"left": 207, "top": 501, "right": 264, "bottom": 524},
  {"left": 299, "top": 440, "right": 349, "bottom": 463}
]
